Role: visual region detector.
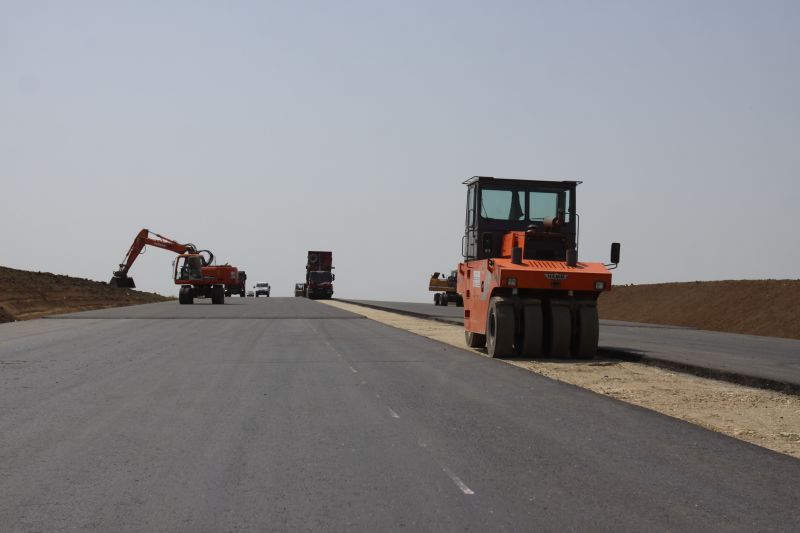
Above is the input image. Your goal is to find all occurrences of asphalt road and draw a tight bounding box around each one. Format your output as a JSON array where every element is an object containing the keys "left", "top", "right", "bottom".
[
  {"left": 1, "top": 297, "right": 798, "bottom": 531},
  {"left": 349, "top": 300, "right": 800, "bottom": 387}
]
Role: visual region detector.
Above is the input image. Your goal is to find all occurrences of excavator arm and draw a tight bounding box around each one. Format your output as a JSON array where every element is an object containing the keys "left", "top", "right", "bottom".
[{"left": 110, "top": 229, "right": 211, "bottom": 288}]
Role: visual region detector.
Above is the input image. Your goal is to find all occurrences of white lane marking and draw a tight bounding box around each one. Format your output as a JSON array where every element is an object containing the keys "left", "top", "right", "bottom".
[
  {"left": 348, "top": 365, "right": 358, "bottom": 373},
  {"left": 388, "top": 407, "right": 400, "bottom": 419},
  {"left": 442, "top": 465, "right": 474, "bottom": 495}
]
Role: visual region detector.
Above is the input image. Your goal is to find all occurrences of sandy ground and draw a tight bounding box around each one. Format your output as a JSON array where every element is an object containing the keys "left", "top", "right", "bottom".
[
  {"left": 323, "top": 300, "right": 800, "bottom": 459},
  {"left": 599, "top": 280, "right": 800, "bottom": 340},
  {"left": 0, "top": 266, "right": 171, "bottom": 322}
]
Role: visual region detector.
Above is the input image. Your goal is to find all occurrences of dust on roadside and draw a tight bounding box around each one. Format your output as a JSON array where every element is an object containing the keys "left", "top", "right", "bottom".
[{"left": 322, "top": 299, "right": 800, "bottom": 459}]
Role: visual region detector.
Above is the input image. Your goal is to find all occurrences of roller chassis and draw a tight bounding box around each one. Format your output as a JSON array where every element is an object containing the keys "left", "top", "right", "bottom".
[{"left": 458, "top": 258, "right": 609, "bottom": 358}]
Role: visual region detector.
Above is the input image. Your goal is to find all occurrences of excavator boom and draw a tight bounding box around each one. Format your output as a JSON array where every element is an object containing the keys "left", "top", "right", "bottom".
[{"left": 109, "top": 229, "right": 209, "bottom": 288}]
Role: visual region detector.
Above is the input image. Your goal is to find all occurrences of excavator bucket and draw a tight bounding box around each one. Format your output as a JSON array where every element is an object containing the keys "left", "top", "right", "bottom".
[{"left": 109, "top": 274, "right": 135, "bottom": 288}]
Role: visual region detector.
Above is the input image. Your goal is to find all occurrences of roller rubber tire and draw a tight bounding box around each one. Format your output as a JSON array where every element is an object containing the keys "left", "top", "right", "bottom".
[
  {"left": 547, "top": 302, "right": 572, "bottom": 357},
  {"left": 572, "top": 304, "right": 599, "bottom": 359},
  {"left": 486, "top": 297, "right": 515, "bottom": 358},
  {"left": 465, "top": 330, "right": 486, "bottom": 348},
  {"left": 521, "top": 302, "right": 544, "bottom": 358}
]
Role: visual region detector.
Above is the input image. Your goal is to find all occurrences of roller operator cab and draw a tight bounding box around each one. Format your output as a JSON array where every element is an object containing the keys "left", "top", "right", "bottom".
[{"left": 456, "top": 176, "right": 620, "bottom": 359}]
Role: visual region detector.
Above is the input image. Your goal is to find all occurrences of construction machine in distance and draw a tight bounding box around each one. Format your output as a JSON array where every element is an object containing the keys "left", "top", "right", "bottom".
[
  {"left": 109, "top": 229, "right": 240, "bottom": 305},
  {"left": 304, "top": 251, "right": 334, "bottom": 299},
  {"left": 225, "top": 271, "right": 247, "bottom": 297},
  {"left": 428, "top": 271, "right": 463, "bottom": 306},
  {"left": 456, "top": 176, "right": 620, "bottom": 359}
]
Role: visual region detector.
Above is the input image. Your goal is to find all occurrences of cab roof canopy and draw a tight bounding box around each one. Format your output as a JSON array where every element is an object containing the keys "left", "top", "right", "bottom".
[{"left": 462, "top": 176, "right": 582, "bottom": 188}]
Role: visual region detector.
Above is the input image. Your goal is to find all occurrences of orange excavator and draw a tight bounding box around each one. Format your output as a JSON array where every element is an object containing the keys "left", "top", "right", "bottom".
[
  {"left": 456, "top": 177, "right": 620, "bottom": 359},
  {"left": 109, "top": 229, "right": 239, "bottom": 305}
]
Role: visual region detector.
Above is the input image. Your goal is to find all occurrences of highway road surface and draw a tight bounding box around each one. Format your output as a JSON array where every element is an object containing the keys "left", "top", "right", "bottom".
[
  {"left": 349, "top": 300, "right": 800, "bottom": 387},
  {"left": 1, "top": 297, "right": 798, "bottom": 531}
]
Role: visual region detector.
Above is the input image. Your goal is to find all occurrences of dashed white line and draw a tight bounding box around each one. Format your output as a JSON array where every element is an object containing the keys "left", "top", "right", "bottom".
[
  {"left": 441, "top": 465, "right": 474, "bottom": 495},
  {"left": 348, "top": 365, "right": 358, "bottom": 373},
  {"left": 388, "top": 407, "right": 400, "bottom": 419}
]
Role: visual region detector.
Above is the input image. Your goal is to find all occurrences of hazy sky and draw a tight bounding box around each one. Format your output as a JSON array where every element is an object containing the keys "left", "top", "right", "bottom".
[{"left": 2, "top": 1, "right": 798, "bottom": 300}]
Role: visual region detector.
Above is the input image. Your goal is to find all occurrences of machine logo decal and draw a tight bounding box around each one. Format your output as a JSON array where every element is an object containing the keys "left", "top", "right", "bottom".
[
  {"left": 545, "top": 273, "right": 568, "bottom": 281},
  {"left": 472, "top": 270, "right": 481, "bottom": 288}
]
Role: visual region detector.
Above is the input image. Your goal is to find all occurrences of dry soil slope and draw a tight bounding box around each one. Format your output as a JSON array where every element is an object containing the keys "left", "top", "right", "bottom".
[
  {"left": 599, "top": 280, "right": 800, "bottom": 340},
  {"left": 0, "top": 266, "right": 171, "bottom": 323}
]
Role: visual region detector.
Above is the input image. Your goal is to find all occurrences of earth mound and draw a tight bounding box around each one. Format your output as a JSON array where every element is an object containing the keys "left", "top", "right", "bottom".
[
  {"left": 599, "top": 280, "right": 800, "bottom": 340},
  {"left": 0, "top": 266, "right": 172, "bottom": 322}
]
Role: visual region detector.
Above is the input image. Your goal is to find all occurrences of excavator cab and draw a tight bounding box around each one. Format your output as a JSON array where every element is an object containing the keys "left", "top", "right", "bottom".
[{"left": 174, "top": 254, "right": 205, "bottom": 282}]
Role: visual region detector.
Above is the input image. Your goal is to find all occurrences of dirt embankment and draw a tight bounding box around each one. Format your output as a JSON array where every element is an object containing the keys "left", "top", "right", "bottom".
[
  {"left": 599, "top": 280, "right": 800, "bottom": 340},
  {"left": 0, "top": 266, "right": 172, "bottom": 322}
]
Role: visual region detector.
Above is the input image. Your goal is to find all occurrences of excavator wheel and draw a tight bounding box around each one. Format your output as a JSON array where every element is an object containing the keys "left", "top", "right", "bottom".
[
  {"left": 456, "top": 295, "right": 464, "bottom": 307},
  {"left": 520, "top": 300, "right": 544, "bottom": 358},
  {"left": 486, "top": 297, "right": 515, "bottom": 358},
  {"left": 441, "top": 293, "right": 449, "bottom": 306},
  {"left": 546, "top": 301, "right": 572, "bottom": 357},
  {"left": 178, "top": 286, "right": 193, "bottom": 305},
  {"left": 572, "top": 304, "right": 599, "bottom": 359},
  {"left": 465, "top": 330, "right": 486, "bottom": 348},
  {"left": 211, "top": 285, "right": 225, "bottom": 305},
  {"left": 434, "top": 293, "right": 441, "bottom": 306}
]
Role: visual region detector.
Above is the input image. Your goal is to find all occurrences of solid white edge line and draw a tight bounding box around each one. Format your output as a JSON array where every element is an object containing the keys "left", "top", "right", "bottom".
[{"left": 441, "top": 465, "right": 474, "bottom": 495}]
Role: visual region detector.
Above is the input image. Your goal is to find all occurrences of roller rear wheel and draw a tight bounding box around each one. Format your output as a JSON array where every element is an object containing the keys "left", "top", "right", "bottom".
[
  {"left": 521, "top": 301, "right": 544, "bottom": 358},
  {"left": 572, "top": 304, "right": 599, "bottom": 359},
  {"left": 546, "top": 301, "right": 572, "bottom": 357},
  {"left": 486, "top": 297, "right": 515, "bottom": 358}
]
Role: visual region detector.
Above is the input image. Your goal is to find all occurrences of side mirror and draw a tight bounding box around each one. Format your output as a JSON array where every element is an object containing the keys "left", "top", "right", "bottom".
[{"left": 610, "top": 242, "right": 621, "bottom": 264}]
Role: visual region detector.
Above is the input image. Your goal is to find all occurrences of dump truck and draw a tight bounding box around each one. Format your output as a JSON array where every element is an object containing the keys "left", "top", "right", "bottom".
[
  {"left": 428, "top": 271, "right": 463, "bottom": 306},
  {"left": 294, "top": 283, "right": 306, "bottom": 297},
  {"left": 456, "top": 177, "right": 620, "bottom": 358},
  {"left": 110, "top": 229, "right": 239, "bottom": 305},
  {"left": 305, "top": 251, "right": 334, "bottom": 299},
  {"left": 225, "top": 271, "right": 247, "bottom": 297}
]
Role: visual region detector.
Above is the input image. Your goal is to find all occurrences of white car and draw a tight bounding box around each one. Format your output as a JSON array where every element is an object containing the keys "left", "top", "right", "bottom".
[{"left": 254, "top": 282, "right": 271, "bottom": 297}]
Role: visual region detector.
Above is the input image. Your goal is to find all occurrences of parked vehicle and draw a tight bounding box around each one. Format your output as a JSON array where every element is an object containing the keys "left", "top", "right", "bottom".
[
  {"left": 225, "top": 271, "right": 247, "bottom": 297},
  {"left": 304, "top": 251, "right": 334, "bottom": 299},
  {"left": 254, "top": 282, "right": 271, "bottom": 297}
]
